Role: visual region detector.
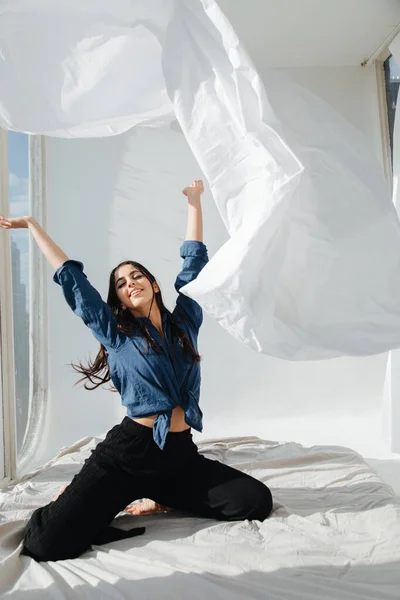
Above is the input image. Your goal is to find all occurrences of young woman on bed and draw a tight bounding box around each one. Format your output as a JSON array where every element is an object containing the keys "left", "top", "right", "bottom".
[{"left": 0, "top": 179, "right": 272, "bottom": 562}]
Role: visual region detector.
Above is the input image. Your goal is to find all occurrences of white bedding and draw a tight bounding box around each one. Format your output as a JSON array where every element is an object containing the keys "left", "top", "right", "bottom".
[
  {"left": 2, "top": 0, "right": 400, "bottom": 360},
  {"left": 1, "top": 435, "right": 399, "bottom": 599}
]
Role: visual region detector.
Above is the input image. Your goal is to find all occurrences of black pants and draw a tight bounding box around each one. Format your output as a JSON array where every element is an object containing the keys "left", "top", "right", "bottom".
[{"left": 21, "top": 418, "right": 273, "bottom": 562}]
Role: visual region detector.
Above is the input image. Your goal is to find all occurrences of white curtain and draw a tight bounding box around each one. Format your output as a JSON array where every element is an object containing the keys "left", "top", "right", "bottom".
[
  {"left": 383, "top": 33, "right": 400, "bottom": 453},
  {"left": 1, "top": 0, "right": 400, "bottom": 360}
]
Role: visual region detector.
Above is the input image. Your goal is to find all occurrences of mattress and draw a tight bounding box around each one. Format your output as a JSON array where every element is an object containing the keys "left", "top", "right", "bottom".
[{"left": 1, "top": 435, "right": 399, "bottom": 599}]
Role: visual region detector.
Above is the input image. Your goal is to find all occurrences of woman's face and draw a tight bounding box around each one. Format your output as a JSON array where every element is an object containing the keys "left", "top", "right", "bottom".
[{"left": 114, "top": 264, "right": 159, "bottom": 317}]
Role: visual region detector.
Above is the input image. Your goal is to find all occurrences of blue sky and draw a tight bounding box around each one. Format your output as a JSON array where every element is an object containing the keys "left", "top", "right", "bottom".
[
  {"left": 9, "top": 131, "right": 29, "bottom": 216},
  {"left": 8, "top": 132, "right": 29, "bottom": 181}
]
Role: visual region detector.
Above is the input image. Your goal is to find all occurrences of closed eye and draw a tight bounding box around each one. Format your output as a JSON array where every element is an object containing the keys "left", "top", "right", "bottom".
[{"left": 117, "top": 272, "right": 143, "bottom": 289}]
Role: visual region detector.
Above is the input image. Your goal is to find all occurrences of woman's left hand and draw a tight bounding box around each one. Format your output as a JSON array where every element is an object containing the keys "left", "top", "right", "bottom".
[{"left": 183, "top": 179, "right": 204, "bottom": 200}]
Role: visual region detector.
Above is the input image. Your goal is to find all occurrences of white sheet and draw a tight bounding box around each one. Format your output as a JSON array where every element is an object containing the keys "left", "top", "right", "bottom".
[
  {"left": 1, "top": 0, "right": 400, "bottom": 359},
  {"left": 1, "top": 435, "right": 399, "bottom": 599}
]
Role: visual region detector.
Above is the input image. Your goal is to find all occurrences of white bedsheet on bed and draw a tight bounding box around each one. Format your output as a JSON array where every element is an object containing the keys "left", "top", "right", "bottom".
[{"left": 1, "top": 435, "right": 399, "bottom": 599}]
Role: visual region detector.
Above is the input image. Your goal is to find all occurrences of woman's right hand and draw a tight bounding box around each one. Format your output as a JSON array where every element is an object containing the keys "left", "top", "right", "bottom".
[
  {"left": 1, "top": 215, "right": 68, "bottom": 270},
  {"left": 0, "top": 214, "right": 31, "bottom": 229}
]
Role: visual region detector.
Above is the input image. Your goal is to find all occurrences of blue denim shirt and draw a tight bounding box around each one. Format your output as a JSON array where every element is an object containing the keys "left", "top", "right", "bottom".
[{"left": 53, "top": 241, "right": 208, "bottom": 450}]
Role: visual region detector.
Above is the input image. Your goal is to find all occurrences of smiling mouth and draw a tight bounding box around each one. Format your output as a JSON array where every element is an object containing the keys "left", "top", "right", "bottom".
[{"left": 130, "top": 290, "right": 142, "bottom": 298}]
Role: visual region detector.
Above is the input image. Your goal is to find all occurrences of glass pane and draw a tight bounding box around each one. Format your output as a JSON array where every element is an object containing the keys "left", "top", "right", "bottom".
[
  {"left": 384, "top": 54, "right": 400, "bottom": 163},
  {"left": 8, "top": 132, "right": 30, "bottom": 454}
]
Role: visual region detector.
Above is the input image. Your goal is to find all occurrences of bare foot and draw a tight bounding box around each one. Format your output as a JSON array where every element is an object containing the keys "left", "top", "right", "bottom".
[
  {"left": 124, "top": 499, "right": 172, "bottom": 516},
  {"left": 53, "top": 484, "right": 68, "bottom": 501}
]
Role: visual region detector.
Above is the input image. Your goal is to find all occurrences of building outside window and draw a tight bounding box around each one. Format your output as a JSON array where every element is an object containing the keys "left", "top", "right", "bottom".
[{"left": 8, "top": 132, "right": 30, "bottom": 455}]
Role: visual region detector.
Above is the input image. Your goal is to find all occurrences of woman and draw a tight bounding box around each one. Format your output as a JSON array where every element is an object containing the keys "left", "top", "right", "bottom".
[{"left": 0, "top": 179, "right": 273, "bottom": 562}]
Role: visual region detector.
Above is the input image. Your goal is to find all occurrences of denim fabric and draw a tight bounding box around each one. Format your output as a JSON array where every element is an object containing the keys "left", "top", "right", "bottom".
[{"left": 53, "top": 241, "right": 208, "bottom": 449}]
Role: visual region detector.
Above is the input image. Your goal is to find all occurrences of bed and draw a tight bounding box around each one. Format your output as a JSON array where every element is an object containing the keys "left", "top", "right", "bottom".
[{"left": 1, "top": 434, "right": 399, "bottom": 599}]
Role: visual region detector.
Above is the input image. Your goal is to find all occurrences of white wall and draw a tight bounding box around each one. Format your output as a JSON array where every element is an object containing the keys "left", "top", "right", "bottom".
[
  {"left": 281, "top": 67, "right": 384, "bottom": 165},
  {"left": 36, "top": 64, "right": 389, "bottom": 467},
  {"left": 218, "top": 0, "right": 400, "bottom": 68}
]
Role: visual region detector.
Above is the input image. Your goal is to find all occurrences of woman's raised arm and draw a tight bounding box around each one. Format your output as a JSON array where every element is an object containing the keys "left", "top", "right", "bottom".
[
  {"left": 0, "top": 214, "right": 125, "bottom": 350},
  {"left": 182, "top": 180, "right": 203, "bottom": 242},
  {"left": 0, "top": 215, "right": 68, "bottom": 270}
]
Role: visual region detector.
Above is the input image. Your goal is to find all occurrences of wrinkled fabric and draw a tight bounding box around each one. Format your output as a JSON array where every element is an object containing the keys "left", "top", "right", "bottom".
[
  {"left": 2, "top": 435, "right": 400, "bottom": 598},
  {"left": 1, "top": 0, "right": 400, "bottom": 359}
]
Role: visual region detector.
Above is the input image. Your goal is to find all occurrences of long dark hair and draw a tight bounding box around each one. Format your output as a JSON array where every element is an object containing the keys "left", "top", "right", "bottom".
[{"left": 72, "top": 260, "right": 201, "bottom": 390}]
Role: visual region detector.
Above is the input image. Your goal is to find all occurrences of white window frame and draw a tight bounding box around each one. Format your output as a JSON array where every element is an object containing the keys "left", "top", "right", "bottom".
[
  {"left": 375, "top": 47, "right": 400, "bottom": 453},
  {"left": 17, "top": 135, "right": 48, "bottom": 475},
  {"left": 0, "top": 132, "right": 47, "bottom": 483},
  {"left": 0, "top": 128, "right": 17, "bottom": 484},
  {"left": 375, "top": 49, "right": 393, "bottom": 188}
]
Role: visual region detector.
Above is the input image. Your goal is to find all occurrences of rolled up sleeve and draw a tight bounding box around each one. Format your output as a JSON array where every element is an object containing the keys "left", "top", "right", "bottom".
[
  {"left": 54, "top": 260, "right": 125, "bottom": 350},
  {"left": 173, "top": 241, "right": 208, "bottom": 331}
]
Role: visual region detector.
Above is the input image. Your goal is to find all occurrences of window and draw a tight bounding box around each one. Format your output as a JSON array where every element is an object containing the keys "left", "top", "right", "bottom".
[
  {"left": 8, "top": 132, "right": 30, "bottom": 455},
  {"left": 384, "top": 54, "right": 400, "bottom": 164},
  {"left": 1, "top": 132, "right": 46, "bottom": 481},
  {"left": 0, "top": 128, "right": 16, "bottom": 482}
]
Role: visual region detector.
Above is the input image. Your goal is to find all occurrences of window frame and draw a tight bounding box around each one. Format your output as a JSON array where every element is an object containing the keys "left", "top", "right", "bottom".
[
  {"left": 375, "top": 49, "right": 394, "bottom": 190},
  {"left": 0, "top": 132, "right": 47, "bottom": 483},
  {"left": 0, "top": 128, "right": 17, "bottom": 484},
  {"left": 17, "top": 135, "right": 48, "bottom": 475}
]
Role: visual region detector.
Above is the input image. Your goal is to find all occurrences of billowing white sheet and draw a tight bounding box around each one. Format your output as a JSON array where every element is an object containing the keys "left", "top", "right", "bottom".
[
  {"left": 1, "top": 0, "right": 400, "bottom": 359},
  {"left": 1, "top": 435, "right": 399, "bottom": 599}
]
